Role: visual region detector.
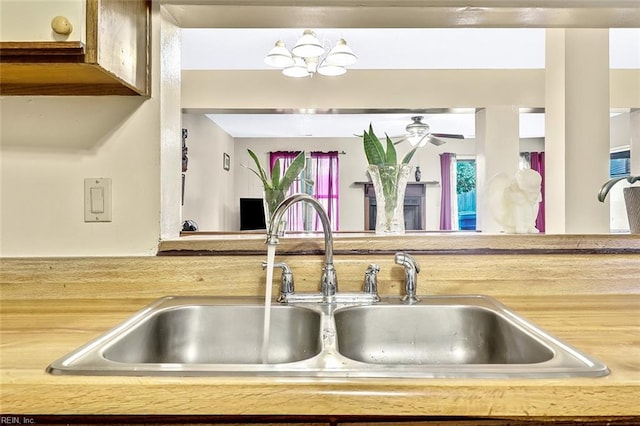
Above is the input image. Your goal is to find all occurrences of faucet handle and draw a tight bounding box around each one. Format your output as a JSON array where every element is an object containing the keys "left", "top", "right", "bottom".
[
  {"left": 364, "top": 264, "right": 381, "bottom": 301},
  {"left": 261, "top": 261, "right": 294, "bottom": 302}
]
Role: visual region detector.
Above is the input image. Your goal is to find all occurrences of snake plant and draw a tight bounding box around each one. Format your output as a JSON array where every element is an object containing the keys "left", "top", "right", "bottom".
[
  {"left": 362, "top": 123, "right": 416, "bottom": 166},
  {"left": 363, "top": 124, "right": 417, "bottom": 233}
]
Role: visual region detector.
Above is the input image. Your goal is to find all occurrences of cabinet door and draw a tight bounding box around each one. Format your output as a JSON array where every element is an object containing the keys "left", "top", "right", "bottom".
[
  {"left": 86, "top": 0, "right": 149, "bottom": 94},
  {"left": 0, "top": 0, "right": 149, "bottom": 96},
  {"left": 0, "top": 0, "right": 85, "bottom": 42}
]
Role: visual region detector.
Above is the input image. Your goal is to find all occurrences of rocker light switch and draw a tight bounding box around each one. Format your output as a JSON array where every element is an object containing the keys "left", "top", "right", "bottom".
[
  {"left": 84, "top": 178, "right": 112, "bottom": 222},
  {"left": 90, "top": 187, "right": 105, "bottom": 213}
]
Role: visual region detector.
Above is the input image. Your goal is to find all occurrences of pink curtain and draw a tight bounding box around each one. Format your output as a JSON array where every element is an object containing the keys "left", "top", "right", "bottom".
[
  {"left": 269, "top": 151, "right": 339, "bottom": 232},
  {"left": 311, "top": 151, "right": 339, "bottom": 231},
  {"left": 269, "top": 151, "right": 303, "bottom": 231},
  {"left": 530, "top": 152, "right": 545, "bottom": 233},
  {"left": 440, "top": 153, "right": 454, "bottom": 230}
]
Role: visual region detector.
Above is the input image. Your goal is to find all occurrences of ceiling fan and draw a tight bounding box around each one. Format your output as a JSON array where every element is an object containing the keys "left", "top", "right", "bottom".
[{"left": 392, "top": 116, "right": 465, "bottom": 147}]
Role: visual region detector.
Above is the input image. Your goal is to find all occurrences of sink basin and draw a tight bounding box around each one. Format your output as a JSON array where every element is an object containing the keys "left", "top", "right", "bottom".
[
  {"left": 47, "top": 297, "right": 322, "bottom": 375},
  {"left": 104, "top": 304, "right": 321, "bottom": 364},
  {"left": 47, "top": 295, "right": 609, "bottom": 378},
  {"left": 334, "top": 304, "right": 554, "bottom": 365}
]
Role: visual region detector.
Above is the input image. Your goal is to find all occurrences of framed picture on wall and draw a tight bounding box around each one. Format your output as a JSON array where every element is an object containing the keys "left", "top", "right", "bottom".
[{"left": 223, "top": 153, "right": 230, "bottom": 171}]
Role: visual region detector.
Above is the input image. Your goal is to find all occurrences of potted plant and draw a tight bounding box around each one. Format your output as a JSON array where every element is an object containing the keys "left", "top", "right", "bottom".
[
  {"left": 598, "top": 175, "right": 640, "bottom": 234},
  {"left": 363, "top": 124, "right": 417, "bottom": 235},
  {"left": 246, "top": 149, "right": 307, "bottom": 231}
]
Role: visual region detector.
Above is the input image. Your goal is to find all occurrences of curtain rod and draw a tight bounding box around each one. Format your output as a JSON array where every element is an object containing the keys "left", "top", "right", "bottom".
[{"left": 267, "top": 150, "right": 347, "bottom": 155}]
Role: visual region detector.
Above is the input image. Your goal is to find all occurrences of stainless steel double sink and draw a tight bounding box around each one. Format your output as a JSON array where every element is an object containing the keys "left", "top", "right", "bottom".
[{"left": 47, "top": 295, "right": 609, "bottom": 378}]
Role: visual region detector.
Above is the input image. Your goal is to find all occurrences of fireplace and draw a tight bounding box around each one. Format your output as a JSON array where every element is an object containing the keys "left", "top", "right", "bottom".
[{"left": 360, "top": 182, "right": 428, "bottom": 231}]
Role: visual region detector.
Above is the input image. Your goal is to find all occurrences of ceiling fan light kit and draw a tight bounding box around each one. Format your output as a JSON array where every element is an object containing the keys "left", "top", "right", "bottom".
[
  {"left": 265, "top": 30, "right": 357, "bottom": 78},
  {"left": 393, "top": 116, "right": 465, "bottom": 147}
]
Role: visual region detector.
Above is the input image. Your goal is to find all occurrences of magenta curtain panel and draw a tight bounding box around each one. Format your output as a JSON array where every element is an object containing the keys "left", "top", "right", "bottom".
[
  {"left": 269, "top": 151, "right": 303, "bottom": 231},
  {"left": 311, "top": 151, "right": 339, "bottom": 231},
  {"left": 440, "top": 152, "right": 454, "bottom": 230},
  {"left": 269, "top": 151, "right": 339, "bottom": 232}
]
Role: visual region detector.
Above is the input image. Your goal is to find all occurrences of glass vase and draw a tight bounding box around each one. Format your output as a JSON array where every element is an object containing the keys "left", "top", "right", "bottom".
[
  {"left": 367, "top": 164, "right": 412, "bottom": 235},
  {"left": 263, "top": 187, "right": 287, "bottom": 235}
]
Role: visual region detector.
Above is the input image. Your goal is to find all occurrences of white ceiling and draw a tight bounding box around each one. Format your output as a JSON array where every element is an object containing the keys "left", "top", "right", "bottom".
[
  {"left": 182, "top": 28, "right": 640, "bottom": 139},
  {"left": 204, "top": 111, "right": 548, "bottom": 139}
]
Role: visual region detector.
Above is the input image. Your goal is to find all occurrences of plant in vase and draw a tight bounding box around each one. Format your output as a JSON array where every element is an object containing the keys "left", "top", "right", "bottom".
[
  {"left": 363, "top": 124, "right": 417, "bottom": 235},
  {"left": 246, "top": 149, "right": 307, "bottom": 232}
]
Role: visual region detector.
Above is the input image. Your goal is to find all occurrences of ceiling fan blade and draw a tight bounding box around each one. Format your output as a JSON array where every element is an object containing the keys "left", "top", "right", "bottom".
[
  {"left": 391, "top": 135, "right": 407, "bottom": 145},
  {"left": 431, "top": 133, "right": 465, "bottom": 139},
  {"left": 428, "top": 136, "right": 448, "bottom": 146}
]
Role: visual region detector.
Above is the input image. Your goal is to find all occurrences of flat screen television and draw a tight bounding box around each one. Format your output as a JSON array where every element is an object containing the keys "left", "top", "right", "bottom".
[{"left": 239, "top": 198, "right": 266, "bottom": 230}]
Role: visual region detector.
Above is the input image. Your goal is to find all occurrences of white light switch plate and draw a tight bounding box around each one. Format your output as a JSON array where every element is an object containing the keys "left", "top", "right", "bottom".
[{"left": 84, "top": 178, "right": 112, "bottom": 222}]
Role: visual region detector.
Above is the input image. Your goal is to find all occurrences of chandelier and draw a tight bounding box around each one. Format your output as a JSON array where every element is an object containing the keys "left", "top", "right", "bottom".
[{"left": 264, "top": 30, "right": 357, "bottom": 78}]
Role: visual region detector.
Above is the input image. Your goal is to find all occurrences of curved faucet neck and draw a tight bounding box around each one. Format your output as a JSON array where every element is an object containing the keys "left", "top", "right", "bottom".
[
  {"left": 266, "top": 194, "right": 336, "bottom": 298},
  {"left": 267, "top": 194, "right": 333, "bottom": 261}
]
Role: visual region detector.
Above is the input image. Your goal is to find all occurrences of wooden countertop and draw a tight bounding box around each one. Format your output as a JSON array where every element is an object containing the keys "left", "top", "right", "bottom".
[
  {"left": 2, "top": 294, "right": 639, "bottom": 417},
  {"left": 2, "top": 239, "right": 640, "bottom": 420},
  {"left": 160, "top": 233, "right": 640, "bottom": 255}
]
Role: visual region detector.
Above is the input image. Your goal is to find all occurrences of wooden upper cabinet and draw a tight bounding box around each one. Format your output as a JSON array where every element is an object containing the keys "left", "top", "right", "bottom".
[{"left": 0, "top": 0, "right": 150, "bottom": 96}]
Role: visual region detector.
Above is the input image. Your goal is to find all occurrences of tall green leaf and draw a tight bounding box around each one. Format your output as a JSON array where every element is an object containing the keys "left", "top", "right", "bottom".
[
  {"left": 363, "top": 124, "right": 386, "bottom": 165},
  {"left": 279, "top": 151, "right": 306, "bottom": 190},
  {"left": 247, "top": 149, "right": 271, "bottom": 188},
  {"left": 271, "top": 158, "right": 281, "bottom": 189},
  {"left": 385, "top": 134, "right": 397, "bottom": 165},
  {"left": 401, "top": 147, "right": 417, "bottom": 164}
]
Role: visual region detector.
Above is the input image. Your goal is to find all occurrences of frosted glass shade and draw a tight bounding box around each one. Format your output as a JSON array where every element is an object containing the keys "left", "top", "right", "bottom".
[
  {"left": 408, "top": 135, "right": 429, "bottom": 147},
  {"left": 317, "top": 63, "right": 346, "bottom": 76},
  {"left": 264, "top": 40, "right": 295, "bottom": 68},
  {"left": 283, "top": 57, "right": 310, "bottom": 77},
  {"left": 325, "top": 39, "right": 357, "bottom": 66},
  {"left": 291, "top": 30, "right": 325, "bottom": 58}
]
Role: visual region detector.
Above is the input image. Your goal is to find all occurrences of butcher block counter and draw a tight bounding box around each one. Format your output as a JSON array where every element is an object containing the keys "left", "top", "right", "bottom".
[{"left": 1, "top": 234, "right": 639, "bottom": 424}]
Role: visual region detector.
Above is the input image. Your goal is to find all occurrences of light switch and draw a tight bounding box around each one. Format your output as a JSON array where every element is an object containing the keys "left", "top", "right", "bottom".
[
  {"left": 90, "top": 187, "right": 105, "bottom": 213},
  {"left": 84, "top": 178, "right": 112, "bottom": 222}
]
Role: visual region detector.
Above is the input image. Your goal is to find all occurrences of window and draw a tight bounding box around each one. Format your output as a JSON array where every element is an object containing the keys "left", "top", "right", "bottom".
[
  {"left": 610, "top": 150, "right": 631, "bottom": 178},
  {"left": 269, "top": 151, "right": 339, "bottom": 232},
  {"left": 609, "top": 150, "right": 631, "bottom": 232},
  {"left": 456, "top": 159, "right": 477, "bottom": 231}
]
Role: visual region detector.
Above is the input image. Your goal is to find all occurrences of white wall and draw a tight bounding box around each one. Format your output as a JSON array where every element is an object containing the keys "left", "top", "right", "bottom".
[
  {"left": 181, "top": 114, "right": 235, "bottom": 230},
  {"left": 0, "top": 4, "right": 180, "bottom": 257}
]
